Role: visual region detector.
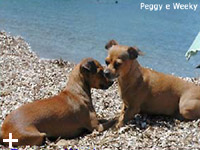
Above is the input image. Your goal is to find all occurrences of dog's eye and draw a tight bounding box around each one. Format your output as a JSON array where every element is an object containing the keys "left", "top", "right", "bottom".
[
  {"left": 105, "top": 60, "right": 110, "bottom": 65},
  {"left": 114, "top": 62, "right": 121, "bottom": 69}
]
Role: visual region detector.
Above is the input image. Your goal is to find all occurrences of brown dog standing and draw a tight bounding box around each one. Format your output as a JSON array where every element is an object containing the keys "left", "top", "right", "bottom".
[
  {"left": 0, "top": 58, "right": 114, "bottom": 146},
  {"left": 104, "top": 40, "right": 200, "bottom": 128}
]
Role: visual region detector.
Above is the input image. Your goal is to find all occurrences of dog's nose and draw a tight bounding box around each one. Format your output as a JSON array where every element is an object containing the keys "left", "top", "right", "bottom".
[{"left": 104, "top": 70, "right": 111, "bottom": 78}]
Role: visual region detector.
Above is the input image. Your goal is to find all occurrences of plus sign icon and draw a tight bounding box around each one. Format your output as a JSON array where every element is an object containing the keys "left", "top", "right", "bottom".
[{"left": 3, "top": 133, "right": 18, "bottom": 148}]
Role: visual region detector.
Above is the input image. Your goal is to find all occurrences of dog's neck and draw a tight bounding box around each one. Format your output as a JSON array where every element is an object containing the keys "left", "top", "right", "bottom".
[
  {"left": 118, "top": 60, "right": 143, "bottom": 93},
  {"left": 64, "top": 65, "right": 91, "bottom": 101},
  {"left": 120, "top": 60, "right": 141, "bottom": 79}
]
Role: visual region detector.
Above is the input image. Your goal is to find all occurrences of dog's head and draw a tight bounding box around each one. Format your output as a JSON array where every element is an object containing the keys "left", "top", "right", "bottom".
[
  {"left": 104, "top": 40, "right": 144, "bottom": 80},
  {"left": 80, "top": 58, "right": 113, "bottom": 89}
]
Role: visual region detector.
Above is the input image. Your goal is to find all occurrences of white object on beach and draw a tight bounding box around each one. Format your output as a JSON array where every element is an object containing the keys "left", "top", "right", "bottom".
[{"left": 185, "top": 32, "right": 200, "bottom": 60}]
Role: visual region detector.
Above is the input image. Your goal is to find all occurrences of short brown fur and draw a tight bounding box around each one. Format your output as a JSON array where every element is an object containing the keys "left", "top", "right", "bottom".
[
  {"left": 104, "top": 40, "right": 200, "bottom": 128},
  {"left": 1, "top": 58, "right": 115, "bottom": 146}
]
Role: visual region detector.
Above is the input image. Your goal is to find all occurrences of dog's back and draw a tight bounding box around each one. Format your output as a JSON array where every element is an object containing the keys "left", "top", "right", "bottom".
[{"left": 1, "top": 58, "right": 114, "bottom": 146}]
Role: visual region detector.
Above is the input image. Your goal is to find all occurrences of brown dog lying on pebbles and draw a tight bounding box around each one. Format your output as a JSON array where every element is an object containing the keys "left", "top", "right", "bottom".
[
  {"left": 0, "top": 58, "right": 114, "bottom": 146},
  {"left": 104, "top": 40, "right": 200, "bottom": 128}
]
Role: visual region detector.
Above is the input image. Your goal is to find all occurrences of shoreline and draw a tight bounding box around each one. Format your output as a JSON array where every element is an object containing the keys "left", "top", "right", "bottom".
[{"left": 1, "top": 31, "right": 200, "bottom": 149}]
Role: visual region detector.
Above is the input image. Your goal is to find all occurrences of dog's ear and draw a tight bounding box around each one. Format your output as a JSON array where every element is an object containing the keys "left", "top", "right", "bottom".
[
  {"left": 81, "top": 60, "right": 97, "bottom": 73},
  {"left": 127, "top": 47, "right": 144, "bottom": 59},
  {"left": 105, "top": 40, "right": 118, "bottom": 50}
]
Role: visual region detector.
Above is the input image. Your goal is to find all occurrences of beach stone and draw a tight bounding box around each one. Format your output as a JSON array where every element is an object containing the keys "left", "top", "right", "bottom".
[
  {"left": 56, "top": 139, "right": 68, "bottom": 146},
  {"left": 1, "top": 31, "right": 200, "bottom": 149}
]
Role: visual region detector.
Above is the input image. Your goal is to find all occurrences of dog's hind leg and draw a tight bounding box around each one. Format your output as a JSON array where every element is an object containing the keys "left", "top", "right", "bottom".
[
  {"left": 14, "top": 126, "right": 46, "bottom": 146},
  {"left": 179, "top": 98, "right": 200, "bottom": 120}
]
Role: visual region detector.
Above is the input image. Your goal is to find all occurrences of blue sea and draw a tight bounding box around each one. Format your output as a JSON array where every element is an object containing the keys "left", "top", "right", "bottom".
[{"left": 0, "top": 0, "right": 200, "bottom": 77}]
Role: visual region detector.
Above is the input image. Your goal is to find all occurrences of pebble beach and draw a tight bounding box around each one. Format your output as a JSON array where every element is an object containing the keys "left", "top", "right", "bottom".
[{"left": 1, "top": 31, "right": 200, "bottom": 149}]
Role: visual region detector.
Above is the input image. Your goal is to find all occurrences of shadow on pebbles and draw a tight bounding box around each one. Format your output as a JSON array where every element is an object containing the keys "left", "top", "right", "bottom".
[{"left": 1, "top": 31, "right": 200, "bottom": 150}]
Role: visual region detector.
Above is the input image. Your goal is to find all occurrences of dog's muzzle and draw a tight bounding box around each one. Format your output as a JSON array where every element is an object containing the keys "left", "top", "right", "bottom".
[
  {"left": 104, "top": 70, "right": 111, "bottom": 78},
  {"left": 104, "top": 69, "right": 119, "bottom": 81}
]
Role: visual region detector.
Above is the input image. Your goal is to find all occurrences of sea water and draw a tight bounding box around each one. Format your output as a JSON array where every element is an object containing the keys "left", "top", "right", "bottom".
[{"left": 0, "top": 0, "right": 200, "bottom": 77}]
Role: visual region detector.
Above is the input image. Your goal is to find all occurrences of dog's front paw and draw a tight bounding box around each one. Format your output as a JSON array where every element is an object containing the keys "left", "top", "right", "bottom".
[{"left": 115, "top": 121, "right": 124, "bottom": 129}]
